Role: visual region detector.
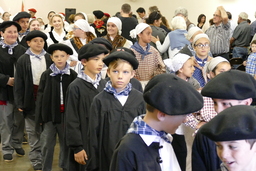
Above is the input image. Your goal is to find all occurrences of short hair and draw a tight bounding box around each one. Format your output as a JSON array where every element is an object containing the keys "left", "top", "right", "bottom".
[
  {"left": 75, "top": 13, "right": 86, "bottom": 20},
  {"left": 247, "top": 19, "right": 251, "bottom": 24},
  {"left": 171, "top": 16, "right": 186, "bottom": 30},
  {"left": 121, "top": 3, "right": 131, "bottom": 14},
  {"left": 174, "top": 7, "right": 188, "bottom": 17},
  {"left": 209, "top": 18, "right": 214, "bottom": 26},
  {"left": 246, "top": 139, "right": 256, "bottom": 149},
  {"left": 136, "top": 7, "right": 145, "bottom": 13},
  {"left": 146, "top": 11, "right": 162, "bottom": 24},
  {"left": 197, "top": 14, "right": 206, "bottom": 24},
  {"left": 251, "top": 40, "right": 256, "bottom": 45},
  {"left": 226, "top": 11, "right": 232, "bottom": 19},
  {"left": 149, "top": 6, "right": 159, "bottom": 13},
  {"left": 239, "top": 12, "right": 248, "bottom": 20},
  {"left": 107, "top": 58, "right": 133, "bottom": 70},
  {"left": 146, "top": 104, "right": 155, "bottom": 113}
]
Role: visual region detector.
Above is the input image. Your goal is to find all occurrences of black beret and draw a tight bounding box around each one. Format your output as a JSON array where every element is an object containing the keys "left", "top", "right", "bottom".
[
  {"left": 78, "top": 43, "right": 108, "bottom": 60},
  {"left": 144, "top": 74, "right": 203, "bottom": 115},
  {"left": 201, "top": 70, "right": 256, "bottom": 100},
  {"left": 93, "top": 10, "right": 104, "bottom": 19},
  {"left": 89, "top": 38, "right": 112, "bottom": 51},
  {"left": 47, "top": 43, "right": 73, "bottom": 55},
  {"left": 26, "top": 30, "right": 47, "bottom": 41},
  {"left": 179, "top": 45, "right": 193, "bottom": 57},
  {"left": 103, "top": 51, "right": 139, "bottom": 69},
  {"left": 0, "top": 21, "right": 21, "bottom": 32},
  {"left": 200, "top": 105, "right": 256, "bottom": 141},
  {"left": 112, "top": 47, "right": 136, "bottom": 57},
  {"left": 13, "top": 12, "right": 31, "bottom": 22}
]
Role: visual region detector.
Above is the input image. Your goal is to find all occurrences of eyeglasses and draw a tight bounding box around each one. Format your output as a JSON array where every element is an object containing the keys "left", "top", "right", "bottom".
[
  {"left": 213, "top": 14, "right": 221, "bottom": 17},
  {"left": 73, "top": 27, "right": 81, "bottom": 31},
  {"left": 195, "top": 43, "right": 210, "bottom": 49}
]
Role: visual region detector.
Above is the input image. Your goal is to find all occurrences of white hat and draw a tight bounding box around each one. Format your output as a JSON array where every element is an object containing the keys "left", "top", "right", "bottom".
[
  {"left": 130, "top": 23, "right": 150, "bottom": 39},
  {"left": 164, "top": 53, "right": 191, "bottom": 72},
  {"left": 239, "top": 12, "right": 248, "bottom": 20},
  {"left": 186, "top": 27, "right": 202, "bottom": 41},
  {"left": 74, "top": 19, "right": 96, "bottom": 37},
  {"left": 192, "top": 33, "right": 210, "bottom": 47},
  {"left": 107, "top": 17, "right": 122, "bottom": 35}
]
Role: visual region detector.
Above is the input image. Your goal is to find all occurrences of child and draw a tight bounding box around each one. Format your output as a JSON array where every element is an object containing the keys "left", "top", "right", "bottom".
[
  {"left": 14, "top": 30, "right": 52, "bottom": 170},
  {"left": 64, "top": 43, "right": 108, "bottom": 171},
  {"left": 130, "top": 23, "right": 165, "bottom": 89},
  {"left": 192, "top": 70, "right": 256, "bottom": 171},
  {"left": 110, "top": 73, "right": 204, "bottom": 171},
  {"left": 36, "top": 43, "right": 77, "bottom": 171},
  {"left": 245, "top": 40, "right": 256, "bottom": 79},
  {"left": 200, "top": 105, "right": 256, "bottom": 171},
  {"left": 87, "top": 51, "right": 146, "bottom": 171}
]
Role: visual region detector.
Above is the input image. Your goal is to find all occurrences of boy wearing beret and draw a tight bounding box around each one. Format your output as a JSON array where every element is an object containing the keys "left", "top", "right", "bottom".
[
  {"left": 110, "top": 74, "right": 204, "bottom": 171},
  {"left": 14, "top": 30, "right": 52, "bottom": 170},
  {"left": 0, "top": 21, "right": 26, "bottom": 162},
  {"left": 200, "top": 105, "right": 256, "bottom": 171},
  {"left": 35, "top": 43, "right": 77, "bottom": 171},
  {"left": 87, "top": 51, "right": 146, "bottom": 171},
  {"left": 65, "top": 43, "right": 108, "bottom": 171},
  {"left": 192, "top": 70, "right": 256, "bottom": 171}
]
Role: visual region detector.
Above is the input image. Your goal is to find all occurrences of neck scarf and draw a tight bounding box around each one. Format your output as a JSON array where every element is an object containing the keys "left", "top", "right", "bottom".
[
  {"left": 50, "top": 63, "right": 70, "bottom": 76},
  {"left": 94, "top": 20, "right": 104, "bottom": 29},
  {"left": 78, "top": 72, "right": 101, "bottom": 87},
  {"left": 25, "top": 48, "right": 47, "bottom": 60},
  {"left": 104, "top": 80, "right": 132, "bottom": 99},
  {"left": 18, "top": 30, "right": 29, "bottom": 37},
  {"left": 169, "top": 29, "right": 190, "bottom": 50},
  {"left": 1, "top": 40, "right": 18, "bottom": 55},
  {"left": 131, "top": 42, "right": 152, "bottom": 60},
  {"left": 127, "top": 115, "right": 171, "bottom": 144}
]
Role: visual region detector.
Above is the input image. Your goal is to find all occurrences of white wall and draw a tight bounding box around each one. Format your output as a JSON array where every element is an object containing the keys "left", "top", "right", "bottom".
[{"left": 1, "top": 0, "right": 256, "bottom": 25}]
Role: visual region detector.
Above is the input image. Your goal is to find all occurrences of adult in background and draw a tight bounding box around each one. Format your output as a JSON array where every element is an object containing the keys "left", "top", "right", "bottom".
[
  {"left": 197, "top": 14, "right": 206, "bottom": 29},
  {"left": 226, "top": 11, "right": 237, "bottom": 39},
  {"left": 205, "top": 6, "right": 230, "bottom": 59},
  {"left": 44, "top": 11, "right": 55, "bottom": 32},
  {"left": 174, "top": 7, "right": 195, "bottom": 31},
  {"left": 136, "top": 7, "right": 147, "bottom": 23},
  {"left": 28, "top": 8, "right": 37, "bottom": 19},
  {"left": 2, "top": 12, "right": 10, "bottom": 22},
  {"left": 230, "top": 12, "right": 251, "bottom": 60},
  {"left": 250, "top": 11, "right": 256, "bottom": 40},
  {"left": 91, "top": 10, "right": 107, "bottom": 37}
]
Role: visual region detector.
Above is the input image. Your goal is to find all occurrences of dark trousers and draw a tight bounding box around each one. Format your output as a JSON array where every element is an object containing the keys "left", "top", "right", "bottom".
[{"left": 172, "top": 134, "right": 187, "bottom": 171}]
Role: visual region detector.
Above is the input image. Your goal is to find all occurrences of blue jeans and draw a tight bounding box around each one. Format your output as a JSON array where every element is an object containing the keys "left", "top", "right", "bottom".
[{"left": 232, "top": 47, "right": 248, "bottom": 60}]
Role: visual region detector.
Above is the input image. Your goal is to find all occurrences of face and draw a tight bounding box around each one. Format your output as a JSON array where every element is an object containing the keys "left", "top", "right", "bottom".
[
  {"left": 48, "top": 12, "right": 55, "bottom": 21},
  {"left": 137, "top": 12, "right": 145, "bottom": 18},
  {"left": 162, "top": 114, "right": 187, "bottom": 134},
  {"left": 74, "top": 15, "right": 84, "bottom": 22},
  {"left": 52, "top": 16, "right": 63, "bottom": 30},
  {"left": 201, "top": 16, "right": 206, "bottom": 23},
  {"left": 82, "top": 53, "right": 105, "bottom": 79},
  {"left": 17, "top": 18, "right": 29, "bottom": 32},
  {"left": 1, "top": 25, "right": 18, "bottom": 45},
  {"left": 107, "top": 62, "right": 135, "bottom": 93},
  {"left": 179, "top": 58, "right": 195, "bottom": 79},
  {"left": 73, "top": 25, "right": 85, "bottom": 37},
  {"left": 251, "top": 44, "right": 256, "bottom": 53},
  {"left": 2, "top": 12, "right": 10, "bottom": 21},
  {"left": 213, "top": 10, "right": 222, "bottom": 25},
  {"left": 107, "top": 22, "right": 118, "bottom": 36},
  {"left": 213, "top": 99, "right": 250, "bottom": 113},
  {"left": 154, "top": 18, "right": 162, "bottom": 27},
  {"left": 209, "top": 62, "right": 231, "bottom": 79},
  {"left": 138, "top": 27, "right": 152, "bottom": 44},
  {"left": 27, "top": 37, "right": 45, "bottom": 54},
  {"left": 29, "top": 20, "right": 40, "bottom": 31},
  {"left": 216, "top": 140, "right": 256, "bottom": 171},
  {"left": 51, "top": 50, "right": 69, "bottom": 70},
  {"left": 29, "top": 11, "right": 35, "bottom": 17},
  {"left": 194, "top": 38, "right": 210, "bottom": 58}
]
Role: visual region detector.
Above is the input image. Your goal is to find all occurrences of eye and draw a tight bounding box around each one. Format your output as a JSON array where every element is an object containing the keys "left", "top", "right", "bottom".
[
  {"left": 112, "top": 70, "right": 118, "bottom": 73},
  {"left": 229, "top": 145, "right": 237, "bottom": 150},
  {"left": 123, "top": 71, "right": 129, "bottom": 74}
]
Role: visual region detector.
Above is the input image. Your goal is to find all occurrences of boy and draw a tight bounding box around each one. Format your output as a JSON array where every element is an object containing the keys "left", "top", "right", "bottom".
[
  {"left": 200, "top": 105, "right": 256, "bottom": 171},
  {"left": 14, "top": 30, "right": 51, "bottom": 170},
  {"left": 36, "top": 43, "right": 77, "bottom": 171},
  {"left": 110, "top": 73, "right": 204, "bottom": 171},
  {"left": 245, "top": 40, "right": 256, "bottom": 79},
  {"left": 192, "top": 70, "right": 256, "bottom": 171},
  {"left": 88, "top": 51, "right": 146, "bottom": 171},
  {"left": 0, "top": 21, "right": 26, "bottom": 162},
  {"left": 65, "top": 43, "right": 108, "bottom": 171}
]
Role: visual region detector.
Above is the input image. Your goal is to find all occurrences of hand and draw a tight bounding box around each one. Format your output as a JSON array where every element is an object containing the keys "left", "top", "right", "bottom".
[
  {"left": 151, "top": 35, "right": 160, "bottom": 43},
  {"left": 196, "top": 121, "right": 206, "bottom": 129},
  {"left": 243, "top": 61, "right": 247, "bottom": 66},
  {"left": 74, "top": 150, "right": 88, "bottom": 165},
  {"left": 7, "top": 77, "right": 14, "bottom": 86},
  {"left": 18, "top": 108, "right": 23, "bottom": 112},
  {"left": 70, "top": 61, "right": 78, "bottom": 67}
]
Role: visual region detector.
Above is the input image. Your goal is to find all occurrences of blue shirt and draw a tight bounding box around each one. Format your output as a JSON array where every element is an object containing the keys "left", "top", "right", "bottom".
[{"left": 246, "top": 52, "right": 256, "bottom": 76}]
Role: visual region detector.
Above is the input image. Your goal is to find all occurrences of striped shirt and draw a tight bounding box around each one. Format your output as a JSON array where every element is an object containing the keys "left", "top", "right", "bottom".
[
  {"left": 205, "top": 22, "right": 230, "bottom": 55},
  {"left": 246, "top": 52, "right": 256, "bottom": 76}
]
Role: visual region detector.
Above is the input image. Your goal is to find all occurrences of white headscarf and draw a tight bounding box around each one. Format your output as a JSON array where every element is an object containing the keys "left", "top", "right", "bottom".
[
  {"left": 186, "top": 27, "right": 202, "bottom": 41},
  {"left": 164, "top": 53, "right": 191, "bottom": 72},
  {"left": 130, "top": 23, "right": 150, "bottom": 39},
  {"left": 74, "top": 19, "right": 96, "bottom": 37},
  {"left": 107, "top": 17, "right": 122, "bottom": 35},
  {"left": 192, "top": 33, "right": 210, "bottom": 47}
]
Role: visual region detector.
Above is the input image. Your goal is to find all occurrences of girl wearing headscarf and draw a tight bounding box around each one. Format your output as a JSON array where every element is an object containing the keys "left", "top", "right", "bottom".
[{"left": 103, "top": 17, "right": 132, "bottom": 50}]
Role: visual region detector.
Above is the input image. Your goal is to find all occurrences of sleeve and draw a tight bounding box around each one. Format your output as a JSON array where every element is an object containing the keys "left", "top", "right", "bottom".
[
  {"left": 155, "top": 34, "right": 170, "bottom": 53},
  {"left": 153, "top": 49, "right": 166, "bottom": 76},
  {"left": 232, "top": 25, "right": 242, "bottom": 39},
  {"left": 14, "top": 59, "right": 25, "bottom": 109},
  {"left": 199, "top": 97, "right": 217, "bottom": 122},
  {"left": 184, "top": 113, "right": 200, "bottom": 129},
  {"left": 0, "top": 73, "right": 9, "bottom": 88},
  {"left": 245, "top": 55, "right": 256, "bottom": 76},
  {"left": 124, "top": 40, "right": 133, "bottom": 48},
  {"left": 60, "top": 40, "right": 78, "bottom": 61}
]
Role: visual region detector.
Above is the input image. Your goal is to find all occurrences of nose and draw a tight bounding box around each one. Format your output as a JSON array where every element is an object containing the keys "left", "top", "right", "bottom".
[
  {"left": 218, "top": 148, "right": 230, "bottom": 160},
  {"left": 118, "top": 72, "right": 123, "bottom": 79}
]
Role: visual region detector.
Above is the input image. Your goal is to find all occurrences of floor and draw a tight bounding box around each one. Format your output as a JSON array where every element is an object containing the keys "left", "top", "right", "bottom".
[{"left": 0, "top": 142, "right": 62, "bottom": 171}]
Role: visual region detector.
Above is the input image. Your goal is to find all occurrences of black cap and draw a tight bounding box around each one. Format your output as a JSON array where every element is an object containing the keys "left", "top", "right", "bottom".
[
  {"left": 0, "top": 21, "right": 21, "bottom": 32},
  {"left": 179, "top": 45, "right": 193, "bottom": 57},
  {"left": 103, "top": 51, "right": 139, "bottom": 69},
  {"left": 89, "top": 38, "right": 112, "bottom": 51},
  {"left": 201, "top": 70, "right": 256, "bottom": 100},
  {"left": 47, "top": 43, "right": 73, "bottom": 55},
  {"left": 200, "top": 105, "right": 256, "bottom": 141},
  {"left": 78, "top": 43, "right": 108, "bottom": 60},
  {"left": 93, "top": 10, "right": 104, "bottom": 19},
  {"left": 26, "top": 30, "right": 47, "bottom": 41},
  {"left": 112, "top": 47, "right": 136, "bottom": 57},
  {"left": 143, "top": 74, "right": 203, "bottom": 115},
  {"left": 13, "top": 12, "right": 31, "bottom": 22}
]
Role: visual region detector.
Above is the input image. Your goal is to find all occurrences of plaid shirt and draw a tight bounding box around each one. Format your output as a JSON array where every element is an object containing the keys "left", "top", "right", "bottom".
[{"left": 246, "top": 52, "right": 256, "bottom": 76}]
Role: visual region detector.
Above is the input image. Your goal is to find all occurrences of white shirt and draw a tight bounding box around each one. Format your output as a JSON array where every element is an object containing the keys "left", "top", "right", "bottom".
[
  {"left": 46, "top": 29, "right": 66, "bottom": 46},
  {"left": 115, "top": 94, "right": 128, "bottom": 106},
  {"left": 155, "top": 36, "right": 179, "bottom": 59},
  {"left": 30, "top": 55, "right": 46, "bottom": 85}
]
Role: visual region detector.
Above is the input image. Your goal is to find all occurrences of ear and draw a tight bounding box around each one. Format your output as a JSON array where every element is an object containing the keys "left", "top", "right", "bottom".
[
  {"left": 244, "top": 98, "right": 253, "bottom": 105},
  {"left": 130, "top": 70, "right": 135, "bottom": 78},
  {"left": 0, "top": 31, "right": 3, "bottom": 37},
  {"left": 156, "top": 111, "right": 166, "bottom": 121},
  {"left": 209, "top": 71, "right": 215, "bottom": 79},
  {"left": 81, "top": 59, "right": 87, "bottom": 66},
  {"left": 178, "top": 67, "right": 183, "bottom": 74},
  {"left": 26, "top": 41, "right": 31, "bottom": 46},
  {"left": 107, "top": 68, "right": 111, "bottom": 78}
]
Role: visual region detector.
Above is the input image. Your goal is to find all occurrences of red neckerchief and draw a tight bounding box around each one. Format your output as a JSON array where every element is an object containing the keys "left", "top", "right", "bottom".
[{"left": 94, "top": 20, "right": 104, "bottom": 29}]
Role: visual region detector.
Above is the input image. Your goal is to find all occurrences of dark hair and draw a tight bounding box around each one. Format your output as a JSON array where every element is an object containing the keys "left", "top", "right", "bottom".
[
  {"left": 68, "top": 14, "right": 75, "bottom": 23},
  {"left": 2, "top": 12, "right": 9, "bottom": 19},
  {"left": 245, "top": 139, "right": 256, "bottom": 149},
  {"left": 209, "top": 18, "right": 214, "bottom": 26},
  {"left": 146, "top": 104, "right": 155, "bottom": 112},
  {"left": 247, "top": 19, "right": 251, "bottom": 24},
  {"left": 197, "top": 14, "right": 206, "bottom": 24},
  {"left": 251, "top": 40, "right": 256, "bottom": 45},
  {"left": 121, "top": 3, "right": 131, "bottom": 14},
  {"left": 161, "top": 16, "right": 171, "bottom": 30},
  {"left": 146, "top": 11, "right": 162, "bottom": 24},
  {"left": 74, "top": 13, "right": 86, "bottom": 20},
  {"left": 136, "top": 7, "right": 145, "bottom": 13},
  {"left": 226, "top": 11, "right": 232, "bottom": 19}
]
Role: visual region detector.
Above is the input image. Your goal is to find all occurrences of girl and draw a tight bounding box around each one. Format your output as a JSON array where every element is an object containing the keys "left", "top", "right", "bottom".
[
  {"left": 44, "top": 11, "right": 55, "bottom": 32},
  {"left": 103, "top": 17, "right": 132, "bottom": 50},
  {"left": 2, "top": 12, "right": 10, "bottom": 21},
  {"left": 29, "top": 19, "right": 40, "bottom": 31},
  {"left": 197, "top": 14, "right": 206, "bottom": 29}
]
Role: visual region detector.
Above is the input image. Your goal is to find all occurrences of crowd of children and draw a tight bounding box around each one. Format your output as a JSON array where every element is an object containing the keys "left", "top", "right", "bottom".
[{"left": 1, "top": 3, "right": 256, "bottom": 171}]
